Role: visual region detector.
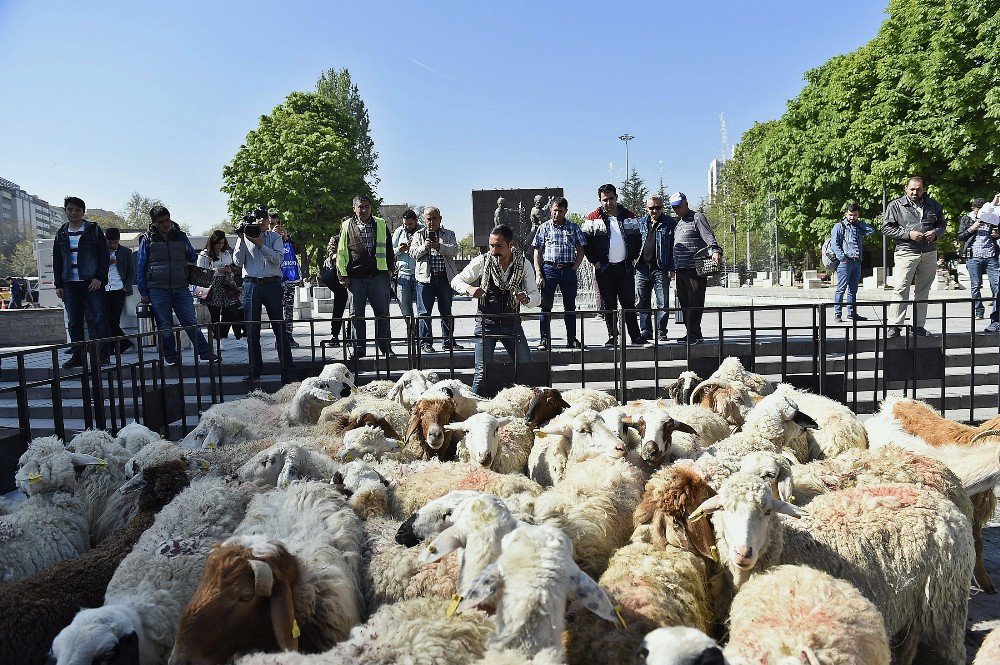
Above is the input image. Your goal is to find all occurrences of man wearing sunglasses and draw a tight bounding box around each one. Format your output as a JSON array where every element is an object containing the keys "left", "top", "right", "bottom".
[{"left": 635, "top": 196, "right": 676, "bottom": 342}]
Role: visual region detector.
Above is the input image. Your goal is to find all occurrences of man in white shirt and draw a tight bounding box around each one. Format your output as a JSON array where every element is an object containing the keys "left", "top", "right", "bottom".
[
  {"left": 451, "top": 224, "right": 539, "bottom": 395},
  {"left": 103, "top": 227, "right": 135, "bottom": 351}
]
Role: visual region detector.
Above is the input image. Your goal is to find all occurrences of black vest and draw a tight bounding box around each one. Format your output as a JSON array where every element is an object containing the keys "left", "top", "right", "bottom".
[{"left": 145, "top": 227, "right": 190, "bottom": 290}]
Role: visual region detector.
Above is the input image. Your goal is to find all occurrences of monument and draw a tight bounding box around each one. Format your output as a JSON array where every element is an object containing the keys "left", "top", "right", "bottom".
[{"left": 472, "top": 187, "right": 564, "bottom": 251}]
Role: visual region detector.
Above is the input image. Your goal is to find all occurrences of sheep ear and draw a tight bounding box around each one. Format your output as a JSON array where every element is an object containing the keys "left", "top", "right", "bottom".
[
  {"left": 119, "top": 472, "right": 146, "bottom": 494},
  {"left": 569, "top": 568, "right": 617, "bottom": 623},
  {"left": 457, "top": 563, "right": 503, "bottom": 611},
  {"left": 404, "top": 412, "right": 422, "bottom": 445},
  {"left": 69, "top": 452, "right": 104, "bottom": 468},
  {"left": 496, "top": 416, "right": 514, "bottom": 428},
  {"left": 688, "top": 495, "right": 723, "bottom": 523},
  {"left": 670, "top": 419, "right": 698, "bottom": 436},
  {"left": 440, "top": 386, "right": 455, "bottom": 399},
  {"left": 777, "top": 476, "right": 794, "bottom": 503},
  {"left": 202, "top": 429, "right": 222, "bottom": 449},
  {"left": 539, "top": 422, "right": 570, "bottom": 438},
  {"left": 426, "top": 371, "right": 440, "bottom": 383},
  {"left": 791, "top": 410, "right": 819, "bottom": 430},
  {"left": 771, "top": 497, "right": 805, "bottom": 518},
  {"left": 386, "top": 380, "right": 404, "bottom": 401},
  {"left": 419, "top": 525, "right": 465, "bottom": 564},
  {"left": 268, "top": 567, "right": 298, "bottom": 651}
]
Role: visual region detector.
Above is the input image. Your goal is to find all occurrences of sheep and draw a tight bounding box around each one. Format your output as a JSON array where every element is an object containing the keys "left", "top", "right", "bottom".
[
  {"left": 662, "top": 404, "right": 732, "bottom": 452},
  {"left": 334, "top": 424, "right": 401, "bottom": 462},
  {"left": 390, "top": 460, "right": 544, "bottom": 518},
  {"left": 526, "top": 403, "right": 594, "bottom": 486},
  {"left": 238, "top": 441, "right": 342, "bottom": 487},
  {"left": 67, "top": 429, "right": 137, "bottom": 545},
  {"left": 318, "top": 409, "right": 403, "bottom": 457},
  {"left": 778, "top": 385, "right": 868, "bottom": 459},
  {"left": 665, "top": 370, "right": 702, "bottom": 405},
  {"left": 114, "top": 421, "right": 163, "bottom": 454},
  {"left": 692, "top": 471, "right": 974, "bottom": 664},
  {"left": 563, "top": 387, "right": 619, "bottom": 412},
  {"left": 492, "top": 384, "right": 538, "bottom": 415},
  {"left": 395, "top": 489, "right": 490, "bottom": 547},
  {"left": 688, "top": 358, "right": 773, "bottom": 427},
  {"left": 403, "top": 395, "right": 462, "bottom": 461},
  {"left": 0, "top": 437, "right": 104, "bottom": 584},
  {"left": 281, "top": 376, "right": 353, "bottom": 426},
  {"left": 700, "top": 356, "right": 774, "bottom": 399},
  {"left": 420, "top": 378, "right": 494, "bottom": 419},
  {"left": 49, "top": 476, "right": 256, "bottom": 665},
  {"left": 234, "top": 597, "right": 493, "bottom": 665},
  {"left": 318, "top": 362, "right": 355, "bottom": 385},
  {"left": 171, "top": 482, "right": 364, "bottom": 663},
  {"left": 524, "top": 388, "right": 572, "bottom": 428},
  {"left": 620, "top": 406, "right": 698, "bottom": 465},
  {"left": 334, "top": 459, "right": 391, "bottom": 518},
  {"left": 455, "top": 523, "right": 617, "bottom": 659},
  {"left": 976, "top": 628, "right": 1000, "bottom": 665},
  {"left": 447, "top": 413, "right": 534, "bottom": 474},
  {"left": 0, "top": 457, "right": 190, "bottom": 665},
  {"left": 638, "top": 626, "right": 724, "bottom": 665},
  {"left": 317, "top": 394, "right": 410, "bottom": 440},
  {"left": 865, "top": 395, "right": 1000, "bottom": 592},
  {"left": 386, "top": 369, "right": 440, "bottom": 408},
  {"left": 179, "top": 393, "right": 282, "bottom": 449},
  {"left": 357, "top": 378, "right": 395, "bottom": 398}
]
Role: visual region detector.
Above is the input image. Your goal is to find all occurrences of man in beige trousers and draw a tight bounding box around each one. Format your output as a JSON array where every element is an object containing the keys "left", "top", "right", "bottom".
[{"left": 883, "top": 176, "right": 948, "bottom": 338}]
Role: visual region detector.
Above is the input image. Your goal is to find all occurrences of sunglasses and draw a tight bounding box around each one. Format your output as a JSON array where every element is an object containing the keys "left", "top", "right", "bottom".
[{"left": 647, "top": 205, "right": 664, "bottom": 211}]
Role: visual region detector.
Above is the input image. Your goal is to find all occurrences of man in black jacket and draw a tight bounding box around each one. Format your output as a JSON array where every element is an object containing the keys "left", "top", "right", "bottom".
[
  {"left": 103, "top": 227, "right": 135, "bottom": 351},
  {"left": 53, "top": 196, "right": 111, "bottom": 368},
  {"left": 582, "top": 184, "right": 649, "bottom": 348}
]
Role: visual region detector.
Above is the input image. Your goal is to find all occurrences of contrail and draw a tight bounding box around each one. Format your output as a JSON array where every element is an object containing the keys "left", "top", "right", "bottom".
[{"left": 412, "top": 59, "right": 448, "bottom": 77}]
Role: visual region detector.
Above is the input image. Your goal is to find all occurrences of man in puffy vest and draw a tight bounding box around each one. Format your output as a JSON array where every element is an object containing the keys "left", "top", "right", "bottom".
[
  {"left": 336, "top": 194, "right": 395, "bottom": 358},
  {"left": 136, "top": 205, "right": 212, "bottom": 366}
]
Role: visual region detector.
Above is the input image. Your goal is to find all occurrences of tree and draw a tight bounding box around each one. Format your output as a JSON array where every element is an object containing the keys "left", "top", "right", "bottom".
[
  {"left": 0, "top": 230, "right": 36, "bottom": 277},
  {"left": 316, "top": 68, "right": 379, "bottom": 188},
  {"left": 88, "top": 210, "right": 127, "bottom": 228},
  {"left": 458, "top": 233, "right": 477, "bottom": 259},
  {"left": 221, "top": 91, "right": 375, "bottom": 277},
  {"left": 620, "top": 168, "right": 649, "bottom": 217},
  {"left": 119, "top": 193, "right": 164, "bottom": 229}
]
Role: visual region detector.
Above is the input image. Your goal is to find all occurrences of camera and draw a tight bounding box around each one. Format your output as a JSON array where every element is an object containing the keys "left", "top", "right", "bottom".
[
  {"left": 237, "top": 212, "right": 262, "bottom": 238},
  {"left": 429, "top": 230, "right": 439, "bottom": 243}
]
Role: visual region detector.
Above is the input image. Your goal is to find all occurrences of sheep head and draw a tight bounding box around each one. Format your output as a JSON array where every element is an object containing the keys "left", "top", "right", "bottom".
[
  {"left": 445, "top": 413, "right": 514, "bottom": 467},
  {"left": 525, "top": 388, "right": 571, "bottom": 428},
  {"left": 395, "top": 489, "right": 482, "bottom": 547},
  {"left": 405, "top": 396, "right": 459, "bottom": 458},
  {"left": 540, "top": 410, "right": 626, "bottom": 461},
  {"left": 639, "top": 627, "right": 724, "bottom": 665},
  {"left": 665, "top": 371, "right": 702, "bottom": 406},
  {"left": 739, "top": 451, "right": 795, "bottom": 503},
  {"left": 746, "top": 388, "right": 819, "bottom": 446},
  {"left": 624, "top": 409, "right": 697, "bottom": 464},
  {"left": 318, "top": 362, "right": 355, "bottom": 385},
  {"left": 691, "top": 379, "right": 755, "bottom": 427},
  {"left": 50, "top": 605, "right": 143, "bottom": 665},
  {"left": 634, "top": 465, "right": 719, "bottom": 562},
  {"left": 16, "top": 436, "right": 104, "bottom": 496},
  {"left": 336, "top": 424, "right": 401, "bottom": 462},
  {"left": 172, "top": 537, "right": 300, "bottom": 664}
]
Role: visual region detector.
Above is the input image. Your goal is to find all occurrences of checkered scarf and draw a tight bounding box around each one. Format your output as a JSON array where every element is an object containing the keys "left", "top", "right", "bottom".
[{"left": 480, "top": 248, "right": 525, "bottom": 313}]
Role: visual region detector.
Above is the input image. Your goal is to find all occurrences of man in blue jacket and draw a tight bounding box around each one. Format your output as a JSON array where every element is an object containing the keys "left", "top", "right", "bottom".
[
  {"left": 136, "top": 206, "right": 212, "bottom": 366},
  {"left": 830, "top": 204, "right": 875, "bottom": 323},
  {"left": 635, "top": 195, "right": 676, "bottom": 341},
  {"left": 53, "top": 196, "right": 111, "bottom": 368}
]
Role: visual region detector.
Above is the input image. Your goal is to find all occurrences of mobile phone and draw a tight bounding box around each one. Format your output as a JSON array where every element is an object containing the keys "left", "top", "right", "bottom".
[{"left": 429, "top": 231, "right": 438, "bottom": 242}]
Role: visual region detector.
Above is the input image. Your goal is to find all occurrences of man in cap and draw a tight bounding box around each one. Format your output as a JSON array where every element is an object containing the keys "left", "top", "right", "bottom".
[{"left": 669, "top": 192, "right": 720, "bottom": 345}]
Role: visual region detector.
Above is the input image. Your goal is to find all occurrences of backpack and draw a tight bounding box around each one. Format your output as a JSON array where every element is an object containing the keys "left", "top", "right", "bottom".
[{"left": 821, "top": 224, "right": 843, "bottom": 269}]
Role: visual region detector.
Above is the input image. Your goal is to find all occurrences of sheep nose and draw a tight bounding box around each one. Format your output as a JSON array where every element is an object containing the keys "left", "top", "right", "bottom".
[
  {"left": 340, "top": 386, "right": 352, "bottom": 397},
  {"left": 641, "top": 442, "right": 660, "bottom": 461},
  {"left": 734, "top": 545, "right": 753, "bottom": 561}
]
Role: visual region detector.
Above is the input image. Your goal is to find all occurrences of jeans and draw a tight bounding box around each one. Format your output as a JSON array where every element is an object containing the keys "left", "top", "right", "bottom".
[
  {"left": 833, "top": 259, "right": 862, "bottom": 317},
  {"left": 538, "top": 264, "right": 578, "bottom": 344},
  {"left": 967, "top": 256, "right": 1000, "bottom": 317},
  {"left": 242, "top": 280, "right": 293, "bottom": 375},
  {"left": 635, "top": 263, "right": 669, "bottom": 337},
  {"left": 281, "top": 281, "right": 297, "bottom": 334},
  {"left": 148, "top": 288, "right": 209, "bottom": 362},
  {"left": 347, "top": 272, "right": 391, "bottom": 354},
  {"left": 675, "top": 269, "right": 707, "bottom": 339},
  {"left": 471, "top": 320, "right": 532, "bottom": 395},
  {"left": 62, "top": 281, "right": 111, "bottom": 357},
  {"left": 397, "top": 275, "right": 417, "bottom": 320},
  {"left": 416, "top": 273, "right": 454, "bottom": 345},
  {"left": 594, "top": 261, "right": 642, "bottom": 342}
]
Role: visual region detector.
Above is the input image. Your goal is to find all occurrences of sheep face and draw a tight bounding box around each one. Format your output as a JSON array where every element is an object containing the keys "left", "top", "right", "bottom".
[
  {"left": 665, "top": 371, "right": 702, "bottom": 406},
  {"left": 395, "top": 489, "right": 481, "bottom": 547},
  {"left": 50, "top": 605, "right": 143, "bottom": 665},
  {"left": 318, "top": 362, "right": 355, "bottom": 385},
  {"left": 446, "top": 414, "right": 513, "bottom": 467},
  {"left": 739, "top": 451, "right": 794, "bottom": 502},
  {"left": 15, "top": 439, "right": 102, "bottom": 496},
  {"left": 639, "top": 627, "right": 723, "bottom": 665},
  {"left": 172, "top": 538, "right": 300, "bottom": 664},
  {"left": 525, "top": 389, "right": 570, "bottom": 428},
  {"left": 405, "top": 397, "right": 458, "bottom": 456},
  {"left": 541, "top": 411, "right": 625, "bottom": 461},
  {"left": 746, "top": 390, "right": 819, "bottom": 446},
  {"left": 238, "top": 444, "right": 301, "bottom": 487},
  {"left": 387, "top": 369, "right": 440, "bottom": 408},
  {"left": 179, "top": 419, "right": 226, "bottom": 450},
  {"left": 626, "top": 410, "right": 697, "bottom": 464}
]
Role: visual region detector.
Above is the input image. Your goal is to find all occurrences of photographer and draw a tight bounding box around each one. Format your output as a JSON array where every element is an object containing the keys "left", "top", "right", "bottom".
[
  {"left": 975, "top": 194, "right": 1000, "bottom": 333},
  {"left": 411, "top": 205, "right": 462, "bottom": 353},
  {"left": 233, "top": 207, "right": 295, "bottom": 381},
  {"left": 957, "top": 197, "right": 999, "bottom": 321}
]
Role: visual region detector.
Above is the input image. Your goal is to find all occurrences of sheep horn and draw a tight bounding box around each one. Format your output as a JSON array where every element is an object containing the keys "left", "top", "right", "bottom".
[
  {"left": 688, "top": 378, "right": 728, "bottom": 406},
  {"left": 249, "top": 558, "right": 273, "bottom": 597},
  {"left": 970, "top": 428, "right": 1000, "bottom": 444}
]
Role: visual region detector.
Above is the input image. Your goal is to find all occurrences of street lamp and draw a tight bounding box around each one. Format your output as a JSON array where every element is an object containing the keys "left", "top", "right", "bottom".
[{"left": 618, "top": 134, "right": 635, "bottom": 178}]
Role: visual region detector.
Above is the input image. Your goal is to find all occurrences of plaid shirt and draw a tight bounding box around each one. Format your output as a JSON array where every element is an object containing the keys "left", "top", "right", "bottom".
[
  {"left": 533, "top": 220, "right": 586, "bottom": 264},
  {"left": 971, "top": 224, "right": 998, "bottom": 258},
  {"left": 429, "top": 246, "right": 447, "bottom": 274},
  {"left": 357, "top": 217, "right": 376, "bottom": 255}
]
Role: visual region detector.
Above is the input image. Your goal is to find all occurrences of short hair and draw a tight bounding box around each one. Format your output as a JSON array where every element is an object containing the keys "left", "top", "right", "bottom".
[
  {"left": 490, "top": 224, "right": 514, "bottom": 243},
  {"left": 598, "top": 184, "right": 617, "bottom": 198},
  {"left": 550, "top": 197, "right": 569, "bottom": 209},
  {"left": 402, "top": 209, "right": 417, "bottom": 220},
  {"left": 252, "top": 206, "right": 268, "bottom": 219},
  {"left": 63, "top": 196, "right": 86, "bottom": 210},
  {"left": 105, "top": 227, "right": 121, "bottom": 240},
  {"left": 149, "top": 205, "right": 170, "bottom": 220},
  {"left": 845, "top": 203, "right": 861, "bottom": 213},
  {"left": 423, "top": 206, "right": 441, "bottom": 218},
  {"left": 353, "top": 195, "right": 372, "bottom": 207},
  {"left": 906, "top": 175, "right": 925, "bottom": 186},
  {"left": 972, "top": 198, "right": 986, "bottom": 208}
]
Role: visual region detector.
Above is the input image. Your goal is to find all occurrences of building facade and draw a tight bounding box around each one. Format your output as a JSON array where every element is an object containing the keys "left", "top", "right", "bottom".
[
  {"left": 0, "top": 177, "right": 65, "bottom": 240},
  {"left": 706, "top": 159, "right": 724, "bottom": 204}
]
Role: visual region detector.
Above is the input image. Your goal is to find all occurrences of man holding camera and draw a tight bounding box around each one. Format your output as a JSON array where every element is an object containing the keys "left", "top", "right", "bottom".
[
  {"left": 411, "top": 206, "right": 462, "bottom": 353},
  {"left": 974, "top": 194, "right": 1000, "bottom": 333},
  {"left": 336, "top": 195, "right": 395, "bottom": 358},
  {"left": 234, "top": 207, "right": 295, "bottom": 381},
  {"left": 392, "top": 209, "right": 421, "bottom": 322},
  {"left": 957, "top": 197, "right": 999, "bottom": 322},
  {"left": 883, "top": 176, "right": 948, "bottom": 338},
  {"left": 269, "top": 211, "right": 302, "bottom": 348}
]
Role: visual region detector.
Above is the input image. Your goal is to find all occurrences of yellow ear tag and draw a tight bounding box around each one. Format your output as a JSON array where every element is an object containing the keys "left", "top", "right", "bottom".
[
  {"left": 96, "top": 458, "right": 108, "bottom": 467},
  {"left": 614, "top": 605, "right": 628, "bottom": 629},
  {"left": 428, "top": 545, "right": 438, "bottom": 555},
  {"left": 198, "top": 461, "right": 210, "bottom": 472},
  {"left": 28, "top": 473, "right": 42, "bottom": 484},
  {"left": 710, "top": 545, "right": 719, "bottom": 562},
  {"left": 291, "top": 619, "right": 301, "bottom": 640},
  {"left": 788, "top": 495, "right": 796, "bottom": 502},
  {"left": 446, "top": 594, "right": 462, "bottom": 619},
  {"left": 536, "top": 432, "right": 548, "bottom": 439}
]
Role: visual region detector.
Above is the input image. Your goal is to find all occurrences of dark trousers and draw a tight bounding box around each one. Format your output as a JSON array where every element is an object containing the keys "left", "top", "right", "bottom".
[
  {"left": 539, "top": 264, "right": 579, "bottom": 343},
  {"left": 594, "top": 261, "right": 642, "bottom": 342},
  {"left": 63, "top": 281, "right": 111, "bottom": 358},
  {"left": 104, "top": 289, "right": 128, "bottom": 340},
  {"left": 242, "top": 280, "right": 294, "bottom": 375},
  {"left": 347, "top": 272, "right": 392, "bottom": 354},
  {"left": 328, "top": 280, "right": 349, "bottom": 338},
  {"left": 675, "top": 268, "right": 707, "bottom": 338},
  {"left": 417, "top": 273, "right": 454, "bottom": 345},
  {"left": 207, "top": 304, "right": 244, "bottom": 339}
]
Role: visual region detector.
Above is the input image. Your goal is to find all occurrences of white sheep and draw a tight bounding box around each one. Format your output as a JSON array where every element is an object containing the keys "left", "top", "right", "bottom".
[
  {"left": 0, "top": 437, "right": 103, "bottom": 584},
  {"left": 619, "top": 405, "right": 698, "bottom": 465},
  {"left": 170, "top": 481, "right": 364, "bottom": 663},
  {"left": 526, "top": 403, "right": 593, "bottom": 486},
  {"left": 281, "top": 376, "right": 353, "bottom": 426},
  {"left": 335, "top": 425, "right": 401, "bottom": 463},
  {"left": 50, "top": 476, "right": 256, "bottom": 665},
  {"left": 692, "top": 471, "right": 974, "bottom": 664},
  {"left": 562, "top": 387, "right": 619, "bottom": 412},
  {"left": 492, "top": 384, "right": 538, "bottom": 415},
  {"left": 357, "top": 379, "right": 395, "bottom": 398},
  {"left": 114, "top": 421, "right": 163, "bottom": 455},
  {"left": 179, "top": 393, "right": 282, "bottom": 449},
  {"left": 318, "top": 394, "right": 410, "bottom": 441},
  {"left": 238, "top": 441, "right": 341, "bottom": 487},
  {"left": 448, "top": 413, "right": 533, "bottom": 474},
  {"left": 455, "top": 523, "right": 617, "bottom": 659},
  {"left": 389, "top": 460, "right": 544, "bottom": 519},
  {"left": 318, "top": 362, "right": 355, "bottom": 385},
  {"left": 777, "top": 385, "right": 868, "bottom": 459},
  {"left": 386, "top": 369, "right": 440, "bottom": 409},
  {"left": 335, "top": 459, "right": 390, "bottom": 518},
  {"left": 67, "top": 429, "right": 136, "bottom": 544}
]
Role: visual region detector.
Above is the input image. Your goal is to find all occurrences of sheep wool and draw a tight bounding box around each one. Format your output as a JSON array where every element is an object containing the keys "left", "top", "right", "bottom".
[
  {"left": 114, "top": 421, "right": 163, "bottom": 455},
  {"left": 390, "top": 460, "right": 544, "bottom": 518},
  {"left": 237, "top": 442, "right": 341, "bottom": 487},
  {"left": 779, "top": 386, "right": 868, "bottom": 460}
]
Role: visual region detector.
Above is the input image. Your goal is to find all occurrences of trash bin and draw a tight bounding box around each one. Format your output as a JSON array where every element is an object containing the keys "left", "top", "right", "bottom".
[{"left": 136, "top": 302, "right": 156, "bottom": 347}]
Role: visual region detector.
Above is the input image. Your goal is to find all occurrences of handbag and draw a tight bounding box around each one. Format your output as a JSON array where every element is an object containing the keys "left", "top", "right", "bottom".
[
  {"left": 693, "top": 247, "right": 723, "bottom": 277},
  {"left": 188, "top": 263, "right": 215, "bottom": 288},
  {"left": 193, "top": 285, "right": 212, "bottom": 300}
]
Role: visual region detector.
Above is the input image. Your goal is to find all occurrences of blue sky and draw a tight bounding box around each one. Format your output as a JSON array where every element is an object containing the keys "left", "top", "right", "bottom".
[{"left": 0, "top": 0, "right": 888, "bottom": 237}]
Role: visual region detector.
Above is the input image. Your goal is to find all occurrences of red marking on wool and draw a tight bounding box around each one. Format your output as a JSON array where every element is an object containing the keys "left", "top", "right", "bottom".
[{"left": 455, "top": 467, "right": 493, "bottom": 491}]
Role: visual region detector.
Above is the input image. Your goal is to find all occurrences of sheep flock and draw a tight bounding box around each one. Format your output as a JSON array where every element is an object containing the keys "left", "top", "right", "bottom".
[{"left": 0, "top": 359, "right": 997, "bottom": 664}]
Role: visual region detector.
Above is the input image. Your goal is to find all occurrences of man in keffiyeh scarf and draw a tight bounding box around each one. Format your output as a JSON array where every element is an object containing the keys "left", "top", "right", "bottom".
[{"left": 452, "top": 224, "right": 540, "bottom": 395}]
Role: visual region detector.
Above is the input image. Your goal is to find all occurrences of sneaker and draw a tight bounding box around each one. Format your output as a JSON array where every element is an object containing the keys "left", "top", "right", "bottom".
[
  {"left": 984, "top": 322, "right": 1000, "bottom": 333},
  {"left": 99, "top": 356, "right": 114, "bottom": 368},
  {"left": 849, "top": 314, "right": 868, "bottom": 321},
  {"left": 536, "top": 339, "right": 550, "bottom": 351},
  {"left": 288, "top": 339, "right": 300, "bottom": 348},
  {"left": 442, "top": 340, "right": 466, "bottom": 351},
  {"left": 977, "top": 311, "right": 985, "bottom": 320},
  {"left": 913, "top": 327, "right": 930, "bottom": 337},
  {"left": 380, "top": 348, "right": 398, "bottom": 358},
  {"left": 603, "top": 338, "right": 617, "bottom": 348},
  {"left": 675, "top": 335, "right": 689, "bottom": 344},
  {"left": 199, "top": 351, "right": 216, "bottom": 362},
  {"left": 887, "top": 327, "right": 901, "bottom": 339},
  {"left": 657, "top": 331, "right": 670, "bottom": 342},
  {"left": 631, "top": 338, "right": 653, "bottom": 348},
  {"left": 567, "top": 339, "right": 582, "bottom": 349},
  {"left": 62, "top": 357, "right": 83, "bottom": 369},
  {"left": 420, "top": 344, "right": 435, "bottom": 354},
  {"left": 834, "top": 316, "right": 843, "bottom": 324}
]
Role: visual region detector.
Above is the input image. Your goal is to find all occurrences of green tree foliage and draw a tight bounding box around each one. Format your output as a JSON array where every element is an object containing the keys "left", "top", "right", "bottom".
[
  {"left": 222, "top": 91, "right": 375, "bottom": 275},
  {"left": 620, "top": 168, "right": 649, "bottom": 217},
  {"left": 718, "top": 0, "right": 1000, "bottom": 264},
  {"left": 119, "top": 193, "right": 164, "bottom": 229},
  {"left": 316, "top": 68, "right": 379, "bottom": 188},
  {"left": 88, "top": 210, "right": 127, "bottom": 228},
  {"left": 0, "top": 230, "right": 37, "bottom": 277},
  {"left": 458, "top": 232, "right": 477, "bottom": 259}
]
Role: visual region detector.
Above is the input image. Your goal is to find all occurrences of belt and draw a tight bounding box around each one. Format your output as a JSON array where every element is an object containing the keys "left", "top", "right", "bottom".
[
  {"left": 544, "top": 261, "right": 573, "bottom": 269},
  {"left": 243, "top": 276, "right": 281, "bottom": 284}
]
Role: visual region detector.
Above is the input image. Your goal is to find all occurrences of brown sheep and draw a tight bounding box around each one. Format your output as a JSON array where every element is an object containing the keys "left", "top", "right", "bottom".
[
  {"left": 524, "top": 388, "right": 571, "bottom": 428},
  {"left": 633, "top": 464, "right": 719, "bottom": 565},
  {"left": 404, "top": 396, "right": 460, "bottom": 461},
  {"left": 664, "top": 371, "right": 702, "bottom": 406}
]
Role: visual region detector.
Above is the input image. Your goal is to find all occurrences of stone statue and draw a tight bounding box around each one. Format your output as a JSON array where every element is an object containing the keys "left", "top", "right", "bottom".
[
  {"left": 530, "top": 195, "right": 551, "bottom": 232},
  {"left": 494, "top": 197, "right": 507, "bottom": 227}
]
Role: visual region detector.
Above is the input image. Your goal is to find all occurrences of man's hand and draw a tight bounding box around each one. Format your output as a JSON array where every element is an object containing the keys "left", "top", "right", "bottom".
[
  {"left": 429, "top": 239, "right": 441, "bottom": 250},
  {"left": 970, "top": 220, "right": 983, "bottom": 233},
  {"left": 55, "top": 288, "right": 64, "bottom": 300},
  {"left": 536, "top": 275, "right": 545, "bottom": 289},
  {"left": 248, "top": 234, "right": 264, "bottom": 247},
  {"left": 87, "top": 278, "right": 102, "bottom": 292},
  {"left": 141, "top": 295, "right": 150, "bottom": 304},
  {"left": 340, "top": 277, "right": 350, "bottom": 288},
  {"left": 990, "top": 227, "right": 999, "bottom": 240},
  {"left": 922, "top": 230, "right": 937, "bottom": 242},
  {"left": 468, "top": 286, "right": 485, "bottom": 299},
  {"left": 515, "top": 290, "right": 529, "bottom": 305},
  {"left": 398, "top": 242, "right": 410, "bottom": 253},
  {"left": 909, "top": 230, "right": 924, "bottom": 242}
]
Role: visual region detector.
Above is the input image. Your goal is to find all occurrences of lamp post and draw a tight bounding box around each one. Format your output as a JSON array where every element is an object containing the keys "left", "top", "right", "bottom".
[{"left": 618, "top": 134, "right": 635, "bottom": 179}]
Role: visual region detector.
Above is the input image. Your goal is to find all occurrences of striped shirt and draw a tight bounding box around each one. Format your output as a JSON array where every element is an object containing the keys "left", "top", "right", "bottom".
[
  {"left": 533, "top": 220, "right": 587, "bottom": 264},
  {"left": 67, "top": 227, "right": 84, "bottom": 281}
]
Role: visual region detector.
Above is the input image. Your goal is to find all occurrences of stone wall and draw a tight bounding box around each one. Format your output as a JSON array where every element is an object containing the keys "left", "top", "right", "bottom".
[{"left": 0, "top": 308, "right": 67, "bottom": 347}]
